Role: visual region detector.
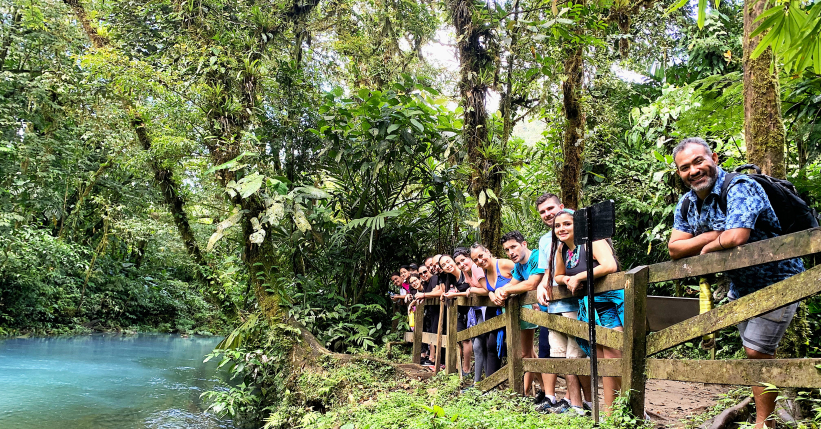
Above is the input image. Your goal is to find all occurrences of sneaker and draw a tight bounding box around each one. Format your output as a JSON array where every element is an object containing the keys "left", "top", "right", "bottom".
[
  {"left": 421, "top": 358, "right": 434, "bottom": 366},
  {"left": 549, "top": 400, "right": 572, "bottom": 415},
  {"left": 569, "top": 405, "right": 588, "bottom": 416},
  {"left": 535, "top": 397, "right": 562, "bottom": 413},
  {"left": 533, "top": 390, "right": 546, "bottom": 405}
]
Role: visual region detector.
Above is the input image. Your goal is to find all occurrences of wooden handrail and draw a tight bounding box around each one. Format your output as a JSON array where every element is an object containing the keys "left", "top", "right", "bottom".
[
  {"left": 454, "top": 312, "right": 507, "bottom": 342},
  {"left": 406, "top": 228, "right": 821, "bottom": 418},
  {"left": 648, "top": 227, "right": 821, "bottom": 283},
  {"left": 522, "top": 358, "right": 622, "bottom": 377},
  {"left": 646, "top": 358, "right": 821, "bottom": 388},
  {"left": 520, "top": 308, "right": 624, "bottom": 350},
  {"left": 646, "top": 263, "right": 821, "bottom": 355}
]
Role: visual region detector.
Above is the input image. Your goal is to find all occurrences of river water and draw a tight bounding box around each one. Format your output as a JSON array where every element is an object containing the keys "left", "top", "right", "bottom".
[{"left": 0, "top": 334, "right": 234, "bottom": 429}]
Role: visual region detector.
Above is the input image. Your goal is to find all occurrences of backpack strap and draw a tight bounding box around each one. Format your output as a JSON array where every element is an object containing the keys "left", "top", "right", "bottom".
[
  {"left": 681, "top": 197, "right": 691, "bottom": 221},
  {"left": 717, "top": 172, "right": 739, "bottom": 215}
]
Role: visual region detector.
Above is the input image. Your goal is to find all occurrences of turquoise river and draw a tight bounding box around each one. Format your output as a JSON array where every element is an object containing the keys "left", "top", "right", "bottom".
[{"left": 0, "top": 334, "right": 233, "bottom": 429}]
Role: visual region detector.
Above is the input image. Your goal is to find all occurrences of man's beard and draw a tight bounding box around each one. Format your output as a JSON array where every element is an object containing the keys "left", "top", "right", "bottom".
[{"left": 689, "top": 164, "right": 718, "bottom": 192}]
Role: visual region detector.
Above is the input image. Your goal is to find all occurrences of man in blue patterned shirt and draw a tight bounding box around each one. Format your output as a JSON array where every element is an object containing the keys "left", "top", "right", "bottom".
[{"left": 668, "top": 137, "right": 804, "bottom": 429}]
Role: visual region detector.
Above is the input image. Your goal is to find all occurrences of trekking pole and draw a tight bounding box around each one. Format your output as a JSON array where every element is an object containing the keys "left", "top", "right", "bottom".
[{"left": 585, "top": 208, "right": 600, "bottom": 425}]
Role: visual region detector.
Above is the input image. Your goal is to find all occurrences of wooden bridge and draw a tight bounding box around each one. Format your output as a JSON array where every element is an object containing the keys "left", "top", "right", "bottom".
[{"left": 407, "top": 227, "right": 821, "bottom": 417}]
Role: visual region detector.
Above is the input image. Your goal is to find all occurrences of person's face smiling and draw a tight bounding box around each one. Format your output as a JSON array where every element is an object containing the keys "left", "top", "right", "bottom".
[
  {"left": 470, "top": 248, "right": 491, "bottom": 270},
  {"left": 675, "top": 144, "right": 719, "bottom": 196},
  {"left": 439, "top": 256, "right": 456, "bottom": 274},
  {"left": 554, "top": 213, "right": 574, "bottom": 244},
  {"left": 537, "top": 198, "right": 564, "bottom": 228},
  {"left": 454, "top": 255, "right": 473, "bottom": 273}
]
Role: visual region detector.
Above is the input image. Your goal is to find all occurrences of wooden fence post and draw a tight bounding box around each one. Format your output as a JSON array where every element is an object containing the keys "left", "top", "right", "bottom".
[
  {"left": 446, "top": 301, "right": 458, "bottom": 374},
  {"left": 621, "top": 265, "right": 649, "bottom": 418},
  {"left": 412, "top": 301, "right": 424, "bottom": 364},
  {"left": 506, "top": 296, "right": 524, "bottom": 395}
]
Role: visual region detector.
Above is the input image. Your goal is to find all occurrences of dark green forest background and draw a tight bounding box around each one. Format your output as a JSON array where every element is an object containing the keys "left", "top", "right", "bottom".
[{"left": 1, "top": 0, "right": 820, "bottom": 366}]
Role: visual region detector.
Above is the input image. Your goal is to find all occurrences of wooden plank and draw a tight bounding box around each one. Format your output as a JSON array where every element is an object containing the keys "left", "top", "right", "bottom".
[
  {"left": 646, "top": 358, "right": 821, "bottom": 388},
  {"left": 404, "top": 331, "right": 413, "bottom": 342},
  {"left": 648, "top": 227, "right": 821, "bottom": 283},
  {"left": 457, "top": 273, "right": 628, "bottom": 307},
  {"left": 621, "top": 266, "right": 649, "bottom": 418},
  {"left": 506, "top": 295, "right": 524, "bottom": 395},
  {"left": 445, "top": 301, "right": 458, "bottom": 374},
  {"left": 455, "top": 311, "right": 507, "bottom": 342},
  {"left": 520, "top": 272, "right": 629, "bottom": 305},
  {"left": 520, "top": 308, "right": 624, "bottom": 351},
  {"left": 454, "top": 296, "right": 499, "bottom": 307},
  {"left": 646, "top": 263, "right": 821, "bottom": 355},
  {"left": 646, "top": 296, "right": 700, "bottom": 332},
  {"left": 421, "top": 332, "right": 447, "bottom": 346},
  {"left": 477, "top": 364, "right": 509, "bottom": 392},
  {"left": 434, "top": 301, "right": 445, "bottom": 374},
  {"left": 412, "top": 303, "right": 424, "bottom": 364},
  {"left": 522, "top": 358, "right": 622, "bottom": 377}
]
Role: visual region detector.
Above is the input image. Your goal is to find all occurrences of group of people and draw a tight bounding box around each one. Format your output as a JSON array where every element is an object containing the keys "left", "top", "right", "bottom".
[
  {"left": 390, "top": 193, "right": 621, "bottom": 416},
  {"left": 389, "top": 137, "right": 804, "bottom": 428}
]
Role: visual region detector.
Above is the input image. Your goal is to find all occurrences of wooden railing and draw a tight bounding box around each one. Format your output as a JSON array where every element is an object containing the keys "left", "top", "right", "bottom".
[{"left": 409, "top": 227, "right": 821, "bottom": 416}]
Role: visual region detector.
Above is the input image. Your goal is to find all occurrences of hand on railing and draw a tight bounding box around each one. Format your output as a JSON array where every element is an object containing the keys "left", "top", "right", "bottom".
[
  {"left": 488, "top": 290, "right": 505, "bottom": 306},
  {"left": 537, "top": 284, "right": 553, "bottom": 306},
  {"left": 565, "top": 274, "right": 584, "bottom": 295}
]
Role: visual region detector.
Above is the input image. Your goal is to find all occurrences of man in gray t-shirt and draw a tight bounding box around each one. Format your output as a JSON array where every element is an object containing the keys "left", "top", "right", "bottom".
[{"left": 533, "top": 193, "right": 589, "bottom": 415}]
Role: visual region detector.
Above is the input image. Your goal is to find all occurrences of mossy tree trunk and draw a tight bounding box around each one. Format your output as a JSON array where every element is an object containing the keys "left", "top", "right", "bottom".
[
  {"left": 449, "top": 0, "right": 503, "bottom": 255},
  {"left": 743, "top": 0, "right": 786, "bottom": 179},
  {"left": 743, "top": 0, "right": 809, "bottom": 358},
  {"left": 560, "top": 45, "right": 585, "bottom": 210},
  {"left": 64, "top": 0, "right": 215, "bottom": 287}
]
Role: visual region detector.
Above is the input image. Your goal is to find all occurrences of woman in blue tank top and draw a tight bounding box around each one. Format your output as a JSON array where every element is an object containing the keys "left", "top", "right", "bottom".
[
  {"left": 548, "top": 209, "right": 622, "bottom": 415},
  {"left": 467, "top": 243, "right": 514, "bottom": 378}
]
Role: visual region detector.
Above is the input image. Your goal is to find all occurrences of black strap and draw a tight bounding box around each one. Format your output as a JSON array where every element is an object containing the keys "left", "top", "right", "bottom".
[
  {"left": 679, "top": 172, "right": 738, "bottom": 220},
  {"left": 718, "top": 172, "right": 738, "bottom": 214}
]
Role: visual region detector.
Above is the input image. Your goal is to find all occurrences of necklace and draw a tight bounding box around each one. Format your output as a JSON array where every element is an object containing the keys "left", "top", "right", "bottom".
[{"left": 566, "top": 247, "right": 580, "bottom": 268}]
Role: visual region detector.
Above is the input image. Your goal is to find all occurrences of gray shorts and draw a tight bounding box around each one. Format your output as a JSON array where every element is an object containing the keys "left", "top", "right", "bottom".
[{"left": 737, "top": 302, "right": 798, "bottom": 356}]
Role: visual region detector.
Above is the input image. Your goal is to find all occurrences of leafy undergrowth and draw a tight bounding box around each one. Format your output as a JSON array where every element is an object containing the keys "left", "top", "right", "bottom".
[{"left": 261, "top": 345, "right": 648, "bottom": 429}]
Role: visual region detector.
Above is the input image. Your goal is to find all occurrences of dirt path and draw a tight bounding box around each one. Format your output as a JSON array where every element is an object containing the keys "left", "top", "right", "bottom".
[
  {"left": 644, "top": 379, "right": 731, "bottom": 427},
  {"left": 547, "top": 377, "right": 731, "bottom": 427}
]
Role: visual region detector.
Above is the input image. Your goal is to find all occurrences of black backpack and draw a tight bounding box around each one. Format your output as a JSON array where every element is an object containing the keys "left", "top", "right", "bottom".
[{"left": 680, "top": 164, "right": 819, "bottom": 235}]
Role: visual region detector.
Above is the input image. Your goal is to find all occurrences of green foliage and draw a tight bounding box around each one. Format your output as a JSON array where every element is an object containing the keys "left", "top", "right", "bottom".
[{"left": 285, "top": 289, "right": 396, "bottom": 352}]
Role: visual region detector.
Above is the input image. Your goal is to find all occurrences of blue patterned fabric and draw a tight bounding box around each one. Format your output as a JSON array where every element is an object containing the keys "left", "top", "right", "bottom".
[{"left": 673, "top": 167, "right": 804, "bottom": 298}]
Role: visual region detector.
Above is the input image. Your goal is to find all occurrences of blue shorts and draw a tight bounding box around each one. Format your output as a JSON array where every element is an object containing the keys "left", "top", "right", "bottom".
[{"left": 576, "top": 290, "right": 624, "bottom": 356}]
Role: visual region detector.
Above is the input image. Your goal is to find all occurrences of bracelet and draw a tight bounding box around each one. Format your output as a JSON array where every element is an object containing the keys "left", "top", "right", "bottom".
[{"left": 718, "top": 234, "right": 725, "bottom": 250}]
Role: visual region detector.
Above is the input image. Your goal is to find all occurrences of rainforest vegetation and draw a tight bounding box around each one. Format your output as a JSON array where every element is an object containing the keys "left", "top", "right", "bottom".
[{"left": 2, "top": 0, "right": 821, "bottom": 426}]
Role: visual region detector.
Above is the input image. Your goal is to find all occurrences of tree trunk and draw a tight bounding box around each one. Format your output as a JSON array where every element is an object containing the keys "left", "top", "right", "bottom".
[
  {"left": 449, "top": 0, "right": 503, "bottom": 255},
  {"left": 561, "top": 45, "right": 585, "bottom": 210},
  {"left": 743, "top": 0, "right": 786, "bottom": 179},
  {"left": 65, "top": 0, "right": 215, "bottom": 285}
]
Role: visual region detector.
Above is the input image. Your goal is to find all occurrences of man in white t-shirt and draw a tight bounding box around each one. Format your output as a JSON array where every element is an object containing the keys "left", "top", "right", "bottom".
[{"left": 534, "top": 192, "right": 589, "bottom": 415}]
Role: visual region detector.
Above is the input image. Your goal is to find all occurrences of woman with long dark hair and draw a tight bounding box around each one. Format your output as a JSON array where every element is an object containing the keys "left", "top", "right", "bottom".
[{"left": 548, "top": 209, "right": 622, "bottom": 414}]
